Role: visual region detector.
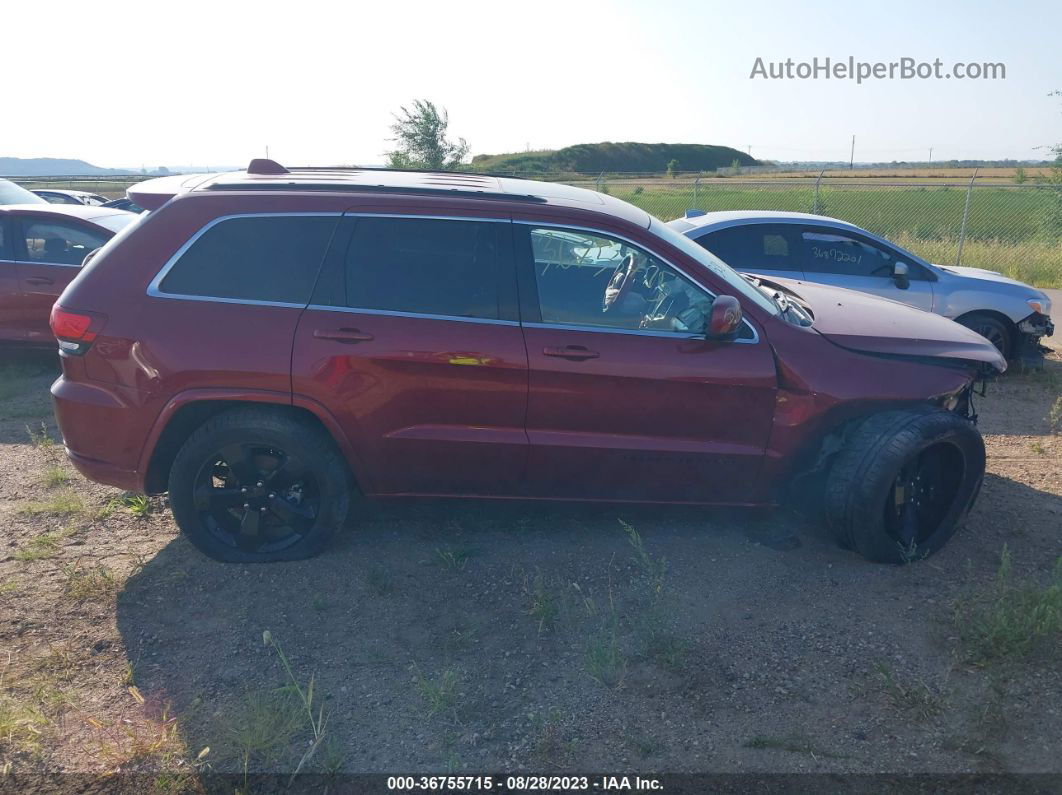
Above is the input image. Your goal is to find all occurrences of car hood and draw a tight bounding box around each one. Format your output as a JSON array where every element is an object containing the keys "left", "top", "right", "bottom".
[
  {"left": 933, "top": 264, "right": 1038, "bottom": 292},
  {"left": 755, "top": 276, "right": 1007, "bottom": 372}
]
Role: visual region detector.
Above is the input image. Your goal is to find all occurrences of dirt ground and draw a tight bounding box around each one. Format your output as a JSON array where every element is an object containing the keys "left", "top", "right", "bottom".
[{"left": 0, "top": 339, "right": 1059, "bottom": 790}]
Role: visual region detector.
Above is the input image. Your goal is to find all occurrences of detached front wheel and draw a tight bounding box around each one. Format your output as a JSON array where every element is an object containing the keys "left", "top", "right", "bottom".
[
  {"left": 824, "top": 409, "right": 985, "bottom": 563},
  {"left": 169, "top": 408, "right": 351, "bottom": 563}
]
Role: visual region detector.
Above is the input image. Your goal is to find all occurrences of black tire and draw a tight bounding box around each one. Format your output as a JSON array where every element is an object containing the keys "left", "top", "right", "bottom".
[
  {"left": 824, "top": 408, "right": 985, "bottom": 564},
  {"left": 956, "top": 312, "right": 1011, "bottom": 358},
  {"left": 168, "top": 407, "right": 351, "bottom": 563}
]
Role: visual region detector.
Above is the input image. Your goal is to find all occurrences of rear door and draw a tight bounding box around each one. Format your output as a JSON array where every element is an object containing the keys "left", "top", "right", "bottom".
[
  {"left": 798, "top": 225, "right": 934, "bottom": 310},
  {"left": 694, "top": 223, "right": 805, "bottom": 281},
  {"left": 291, "top": 212, "right": 529, "bottom": 496},
  {"left": 516, "top": 223, "right": 777, "bottom": 504},
  {"left": 0, "top": 217, "right": 23, "bottom": 344},
  {"left": 13, "top": 216, "right": 110, "bottom": 344}
]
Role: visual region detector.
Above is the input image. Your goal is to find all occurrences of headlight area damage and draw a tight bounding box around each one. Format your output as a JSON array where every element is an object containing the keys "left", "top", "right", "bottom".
[{"left": 1015, "top": 311, "right": 1055, "bottom": 369}]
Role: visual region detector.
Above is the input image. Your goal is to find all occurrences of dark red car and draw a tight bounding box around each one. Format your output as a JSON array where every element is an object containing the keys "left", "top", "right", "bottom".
[
  {"left": 0, "top": 204, "right": 138, "bottom": 347},
  {"left": 50, "top": 160, "right": 1005, "bottom": 564}
]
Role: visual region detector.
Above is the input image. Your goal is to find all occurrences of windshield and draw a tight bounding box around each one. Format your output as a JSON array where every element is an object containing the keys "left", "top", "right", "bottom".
[
  {"left": 648, "top": 217, "right": 779, "bottom": 316},
  {"left": 0, "top": 179, "right": 47, "bottom": 205},
  {"left": 92, "top": 212, "right": 140, "bottom": 234}
]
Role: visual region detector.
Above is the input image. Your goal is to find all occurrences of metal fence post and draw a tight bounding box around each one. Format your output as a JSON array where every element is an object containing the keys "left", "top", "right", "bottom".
[
  {"left": 956, "top": 168, "right": 979, "bottom": 266},
  {"left": 596, "top": 172, "right": 604, "bottom": 193},
  {"left": 812, "top": 167, "right": 825, "bottom": 213},
  {"left": 694, "top": 176, "right": 700, "bottom": 209}
]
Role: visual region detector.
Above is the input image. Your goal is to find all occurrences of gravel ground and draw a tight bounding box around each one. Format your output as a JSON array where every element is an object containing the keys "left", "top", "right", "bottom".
[{"left": 0, "top": 339, "right": 1059, "bottom": 788}]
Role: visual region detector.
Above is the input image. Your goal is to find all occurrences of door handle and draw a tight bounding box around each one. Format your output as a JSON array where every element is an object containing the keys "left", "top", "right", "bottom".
[
  {"left": 313, "top": 327, "right": 375, "bottom": 344},
  {"left": 25, "top": 276, "right": 54, "bottom": 286},
  {"left": 543, "top": 345, "right": 600, "bottom": 361}
]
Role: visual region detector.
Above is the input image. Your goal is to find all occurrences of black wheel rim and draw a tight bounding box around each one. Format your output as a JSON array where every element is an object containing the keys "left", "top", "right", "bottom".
[
  {"left": 884, "top": 442, "right": 964, "bottom": 551},
  {"left": 971, "top": 322, "right": 1006, "bottom": 354},
  {"left": 192, "top": 443, "right": 319, "bottom": 554}
]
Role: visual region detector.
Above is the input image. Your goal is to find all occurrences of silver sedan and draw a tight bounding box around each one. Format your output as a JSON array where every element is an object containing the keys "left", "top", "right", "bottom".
[{"left": 669, "top": 210, "right": 1054, "bottom": 364}]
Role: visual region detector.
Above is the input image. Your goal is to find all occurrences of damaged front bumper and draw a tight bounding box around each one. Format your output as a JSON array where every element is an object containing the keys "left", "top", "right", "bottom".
[{"left": 1015, "top": 312, "right": 1054, "bottom": 369}]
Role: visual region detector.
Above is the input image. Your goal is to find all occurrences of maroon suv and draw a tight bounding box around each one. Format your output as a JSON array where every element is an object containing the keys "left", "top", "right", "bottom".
[{"left": 50, "top": 160, "right": 1005, "bottom": 564}]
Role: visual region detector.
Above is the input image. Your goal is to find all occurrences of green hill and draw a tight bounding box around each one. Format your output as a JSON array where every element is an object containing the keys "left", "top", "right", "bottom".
[{"left": 471, "top": 142, "right": 759, "bottom": 175}]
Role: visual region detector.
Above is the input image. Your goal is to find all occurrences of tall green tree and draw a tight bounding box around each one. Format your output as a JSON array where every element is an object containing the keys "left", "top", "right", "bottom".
[{"left": 386, "top": 100, "right": 469, "bottom": 170}]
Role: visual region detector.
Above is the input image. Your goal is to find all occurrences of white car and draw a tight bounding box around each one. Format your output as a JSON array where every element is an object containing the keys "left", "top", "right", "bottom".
[
  {"left": 670, "top": 210, "right": 1054, "bottom": 364},
  {"left": 32, "top": 188, "right": 109, "bottom": 207}
]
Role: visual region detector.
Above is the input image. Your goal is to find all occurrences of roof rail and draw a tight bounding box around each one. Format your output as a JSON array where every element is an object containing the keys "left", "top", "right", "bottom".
[{"left": 206, "top": 181, "right": 546, "bottom": 202}]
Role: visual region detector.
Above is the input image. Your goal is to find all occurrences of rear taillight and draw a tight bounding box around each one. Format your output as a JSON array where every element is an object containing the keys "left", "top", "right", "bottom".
[{"left": 50, "top": 305, "right": 107, "bottom": 355}]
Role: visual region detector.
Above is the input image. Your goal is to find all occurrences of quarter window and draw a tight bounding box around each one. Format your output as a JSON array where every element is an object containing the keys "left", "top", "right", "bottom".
[
  {"left": 700, "top": 225, "right": 801, "bottom": 272},
  {"left": 337, "top": 217, "right": 503, "bottom": 319},
  {"left": 158, "top": 215, "right": 338, "bottom": 303},
  {"left": 22, "top": 221, "right": 108, "bottom": 266},
  {"left": 529, "top": 227, "right": 748, "bottom": 337}
]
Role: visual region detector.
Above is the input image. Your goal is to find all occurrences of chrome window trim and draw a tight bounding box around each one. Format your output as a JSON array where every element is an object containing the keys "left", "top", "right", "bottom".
[
  {"left": 516, "top": 220, "right": 760, "bottom": 344},
  {"left": 146, "top": 212, "right": 344, "bottom": 305},
  {"left": 17, "top": 260, "right": 81, "bottom": 269},
  {"left": 305, "top": 304, "right": 520, "bottom": 327}
]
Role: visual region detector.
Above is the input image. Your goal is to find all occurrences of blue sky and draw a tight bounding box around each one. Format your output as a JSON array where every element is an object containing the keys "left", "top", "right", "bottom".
[{"left": 6, "top": 0, "right": 1060, "bottom": 167}]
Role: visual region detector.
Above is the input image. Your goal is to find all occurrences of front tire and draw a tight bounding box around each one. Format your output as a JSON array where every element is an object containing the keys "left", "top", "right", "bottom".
[
  {"left": 168, "top": 407, "right": 351, "bottom": 563},
  {"left": 956, "top": 312, "right": 1011, "bottom": 358},
  {"left": 824, "top": 409, "right": 985, "bottom": 564}
]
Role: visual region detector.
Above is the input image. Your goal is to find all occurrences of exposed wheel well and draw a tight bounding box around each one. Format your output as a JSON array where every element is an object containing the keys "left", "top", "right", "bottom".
[
  {"left": 953, "top": 309, "right": 1016, "bottom": 357},
  {"left": 143, "top": 401, "right": 344, "bottom": 494}
]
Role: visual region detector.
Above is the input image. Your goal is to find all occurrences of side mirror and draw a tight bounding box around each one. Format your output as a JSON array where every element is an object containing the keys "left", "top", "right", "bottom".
[
  {"left": 892, "top": 262, "right": 910, "bottom": 290},
  {"left": 707, "top": 295, "right": 743, "bottom": 340}
]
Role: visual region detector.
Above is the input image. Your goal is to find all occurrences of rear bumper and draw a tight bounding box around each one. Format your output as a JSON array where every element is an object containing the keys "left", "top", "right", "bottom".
[
  {"left": 51, "top": 373, "right": 148, "bottom": 493},
  {"left": 65, "top": 447, "right": 141, "bottom": 492}
]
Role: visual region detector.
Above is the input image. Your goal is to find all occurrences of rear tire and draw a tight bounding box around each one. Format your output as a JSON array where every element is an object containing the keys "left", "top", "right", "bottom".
[
  {"left": 824, "top": 409, "right": 985, "bottom": 564},
  {"left": 168, "top": 407, "right": 351, "bottom": 563},
  {"left": 956, "top": 312, "right": 1011, "bottom": 358}
]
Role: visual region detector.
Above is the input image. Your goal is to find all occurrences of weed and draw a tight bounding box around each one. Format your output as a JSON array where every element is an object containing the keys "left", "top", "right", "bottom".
[
  {"left": 1030, "top": 440, "right": 1047, "bottom": 455},
  {"left": 434, "top": 544, "right": 473, "bottom": 571},
  {"left": 525, "top": 573, "right": 560, "bottom": 633},
  {"left": 20, "top": 492, "right": 86, "bottom": 517},
  {"left": 641, "top": 623, "right": 688, "bottom": 671},
  {"left": 14, "top": 532, "right": 62, "bottom": 562},
  {"left": 957, "top": 545, "right": 1062, "bottom": 663},
  {"left": 1049, "top": 396, "right": 1062, "bottom": 434},
  {"left": 86, "top": 700, "right": 181, "bottom": 772},
  {"left": 63, "top": 562, "right": 118, "bottom": 601},
  {"left": 585, "top": 586, "right": 626, "bottom": 689},
  {"left": 26, "top": 421, "right": 55, "bottom": 449},
  {"left": 413, "top": 665, "right": 460, "bottom": 719},
  {"left": 0, "top": 693, "right": 48, "bottom": 753},
  {"left": 620, "top": 519, "right": 667, "bottom": 599},
  {"left": 261, "top": 630, "right": 330, "bottom": 779},
  {"left": 0, "top": 581, "right": 18, "bottom": 595},
  {"left": 870, "top": 662, "right": 944, "bottom": 720},
  {"left": 41, "top": 465, "right": 71, "bottom": 488},
  {"left": 224, "top": 687, "right": 305, "bottom": 780},
  {"left": 122, "top": 494, "right": 152, "bottom": 518}
]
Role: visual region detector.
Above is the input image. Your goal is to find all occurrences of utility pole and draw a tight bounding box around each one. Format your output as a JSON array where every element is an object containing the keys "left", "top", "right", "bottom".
[
  {"left": 265, "top": 145, "right": 270, "bottom": 159},
  {"left": 849, "top": 135, "right": 855, "bottom": 170}
]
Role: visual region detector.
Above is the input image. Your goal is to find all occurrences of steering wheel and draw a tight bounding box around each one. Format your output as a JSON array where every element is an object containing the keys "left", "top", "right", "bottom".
[{"left": 602, "top": 254, "right": 638, "bottom": 313}]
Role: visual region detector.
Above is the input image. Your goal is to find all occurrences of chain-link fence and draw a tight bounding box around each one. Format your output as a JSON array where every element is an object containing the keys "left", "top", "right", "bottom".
[
  {"left": 570, "top": 176, "right": 1062, "bottom": 288},
  {"left": 9, "top": 173, "right": 1060, "bottom": 287}
]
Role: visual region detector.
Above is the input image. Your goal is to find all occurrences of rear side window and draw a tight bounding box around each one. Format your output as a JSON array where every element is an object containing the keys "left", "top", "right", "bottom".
[
  {"left": 700, "top": 225, "right": 801, "bottom": 272},
  {"left": 338, "top": 217, "right": 503, "bottom": 319},
  {"left": 158, "top": 215, "right": 337, "bottom": 304},
  {"left": 22, "top": 220, "right": 108, "bottom": 266}
]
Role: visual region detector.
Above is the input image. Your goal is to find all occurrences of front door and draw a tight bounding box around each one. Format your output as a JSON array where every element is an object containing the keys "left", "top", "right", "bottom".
[
  {"left": 13, "top": 216, "right": 109, "bottom": 344},
  {"left": 517, "top": 224, "right": 777, "bottom": 504},
  {"left": 798, "top": 225, "right": 935, "bottom": 311},
  {"left": 291, "top": 213, "right": 529, "bottom": 497}
]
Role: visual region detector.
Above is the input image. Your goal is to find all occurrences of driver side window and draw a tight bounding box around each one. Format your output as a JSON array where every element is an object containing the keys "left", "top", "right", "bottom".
[{"left": 528, "top": 227, "right": 714, "bottom": 334}]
